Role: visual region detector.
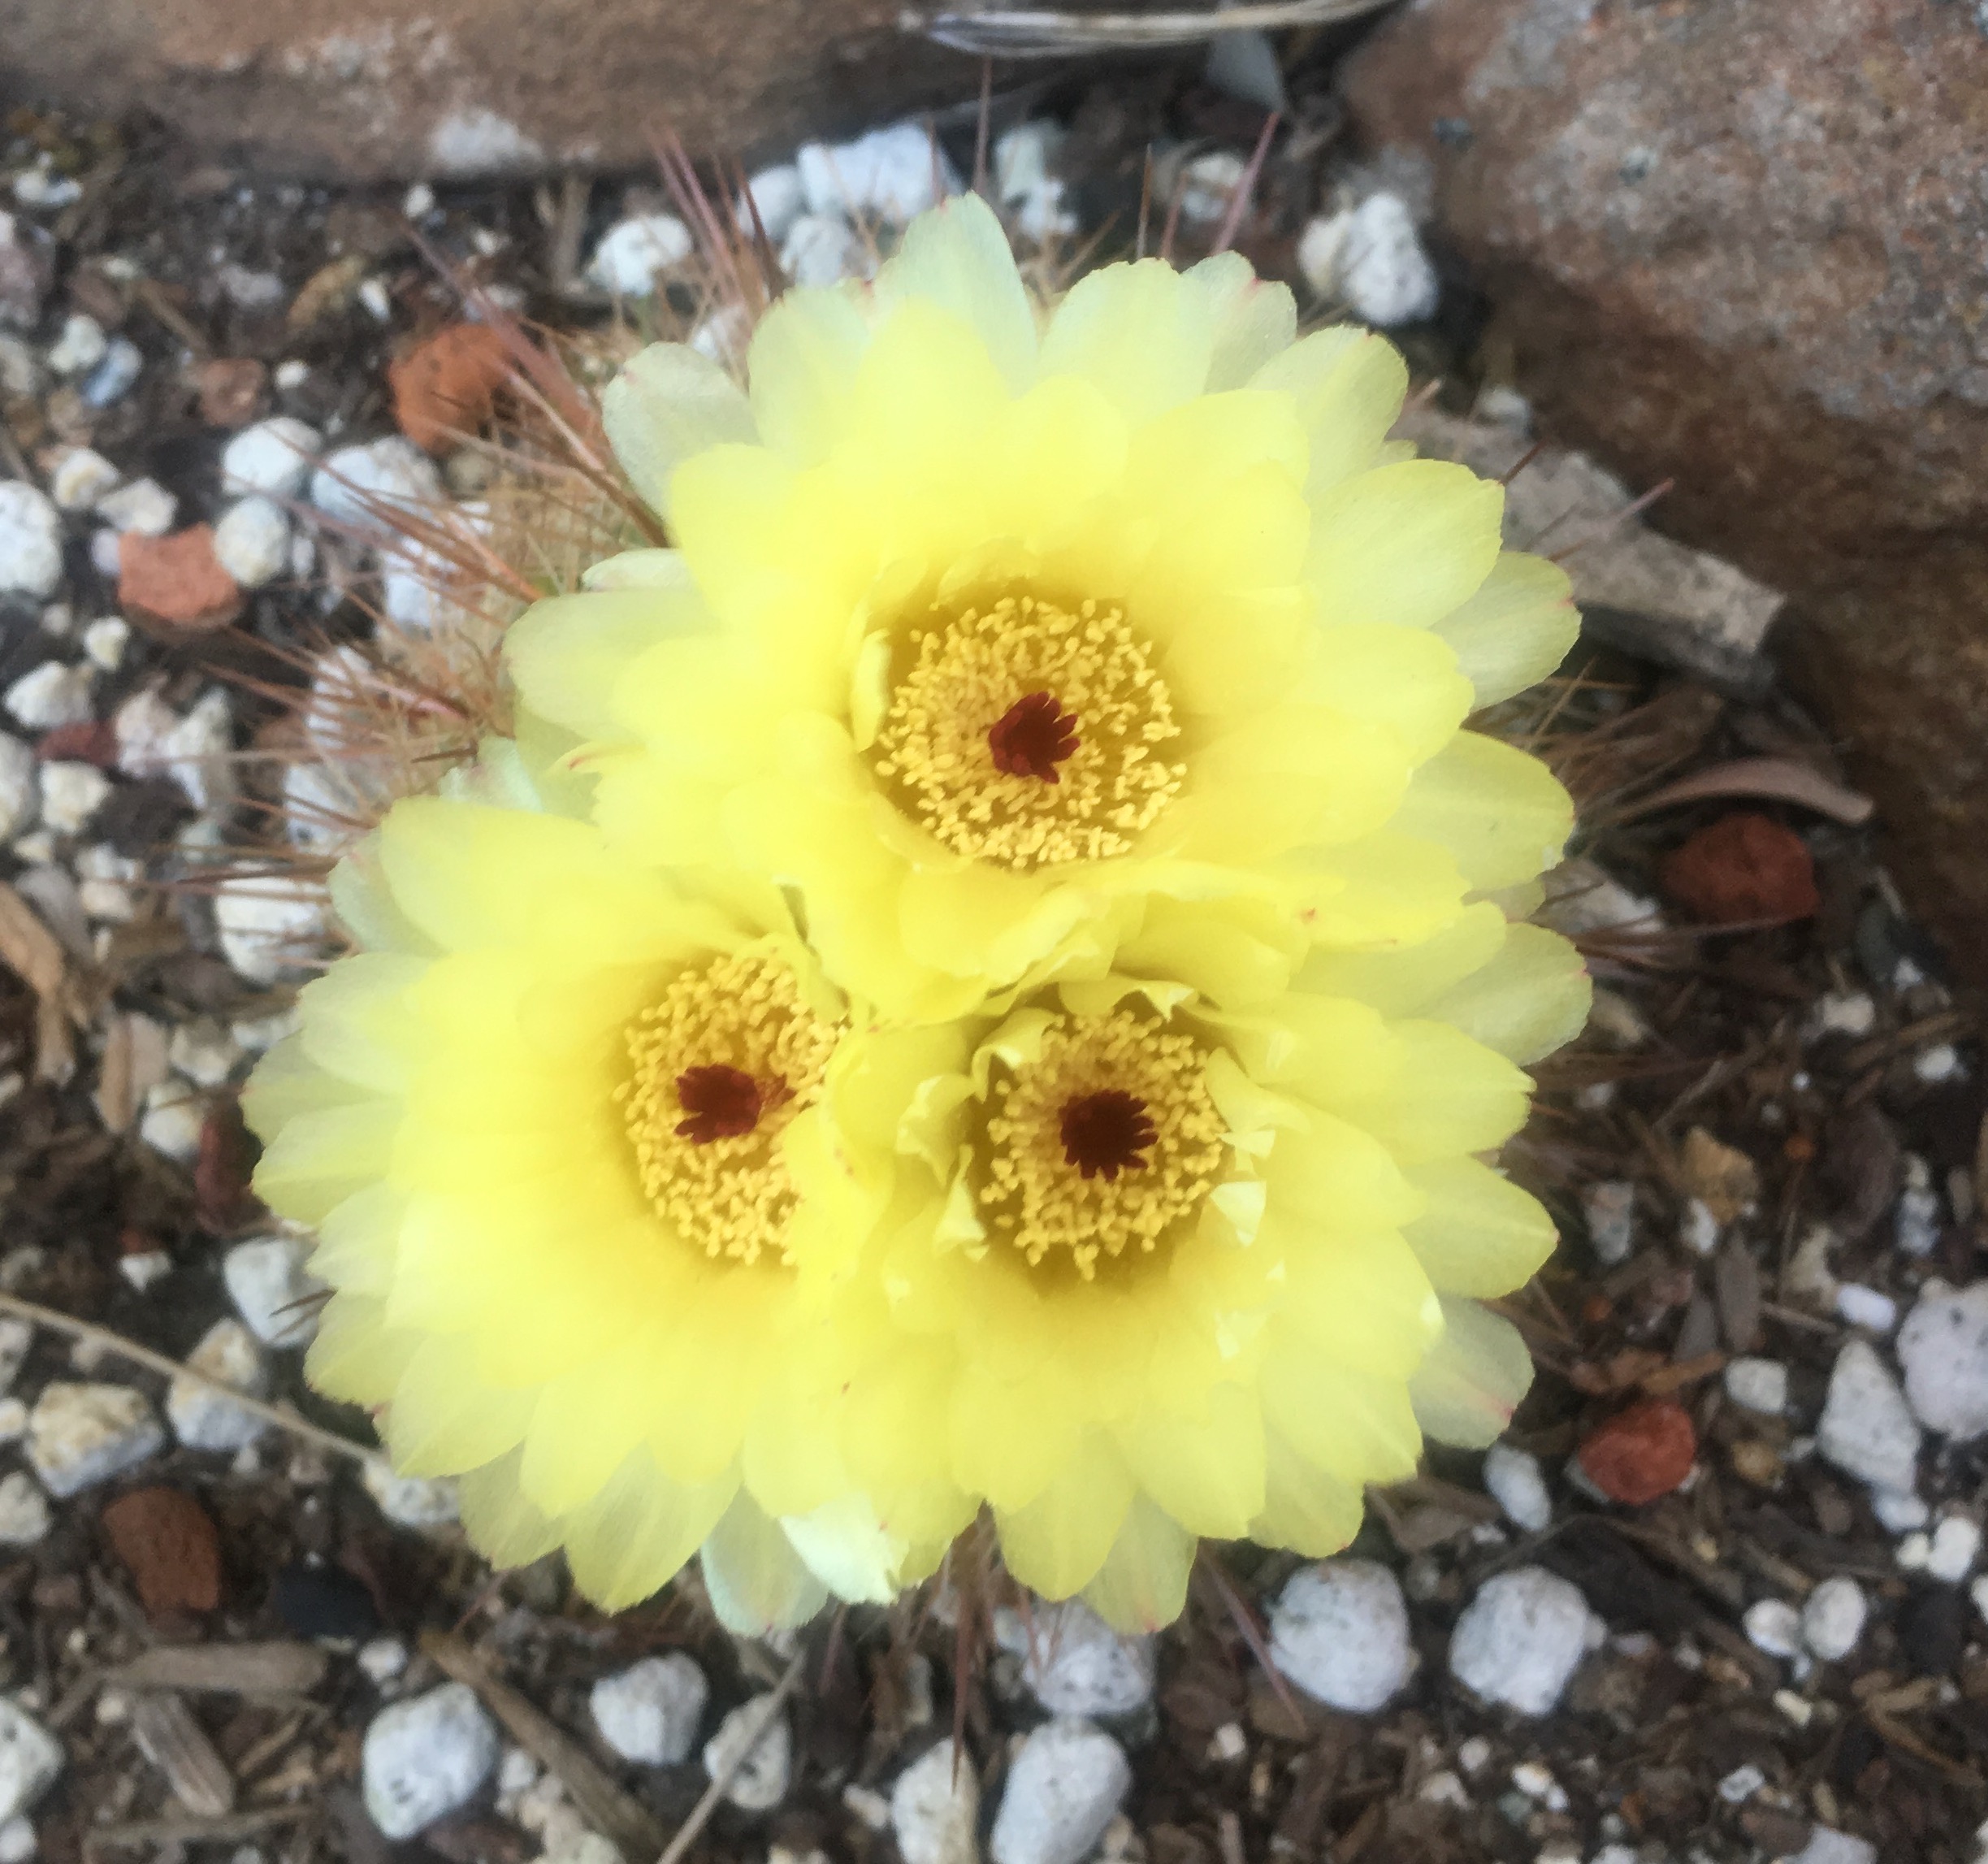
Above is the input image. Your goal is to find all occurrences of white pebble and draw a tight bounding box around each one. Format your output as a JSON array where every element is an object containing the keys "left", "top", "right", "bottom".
[
  {"left": 1725, "top": 1358, "right": 1789, "bottom": 1416},
  {"left": 1678, "top": 1197, "right": 1721, "bottom": 1256},
  {"left": 1873, "top": 1487, "right": 1929, "bottom": 1533},
  {"left": 1782, "top": 1831, "right": 1875, "bottom": 1864},
  {"left": 1743, "top": 1598, "right": 1803, "bottom": 1659},
  {"left": 358, "top": 1639, "right": 410, "bottom": 1685},
  {"left": 362, "top": 1683, "right": 500, "bottom": 1839},
  {"left": 1447, "top": 1567, "right": 1592, "bottom": 1716},
  {"left": 736, "top": 166, "right": 806, "bottom": 244},
  {"left": 993, "top": 122, "right": 1076, "bottom": 243},
  {"left": 0, "top": 1473, "right": 50, "bottom": 1546},
  {"left": 5, "top": 661, "right": 91, "bottom": 730},
  {"left": 586, "top": 214, "right": 694, "bottom": 296},
  {"left": 170, "top": 1019, "right": 244, "bottom": 1090},
  {"left": 223, "top": 1234, "right": 324, "bottom": 1346},
  {"left": 1816, "top": 1339, "right": 1921, "bottom": 1493},
  {"left": 0, "top": 1814, "right": 33, "bottom": 1863},
  {"left": 1717, "top": 1762, "right": 1765, "bottom": 1804},
  {"left": 0, "top": 483, "right": 64, "bottom": 602},
  {"left": 1899, "top": 1281, "right": 1988, "bottom": 1440},
  {"left": 93, "top": 479, "right": 175, "bottom": 536},
  {"left": 0, "top": 1323, "right": 31, "bottom": 1394},
  {"left": 48, "top": 449, "right": 119, "bottom": 512},
  {"left": 25, "top": 1382, "right": 163, "bottom": 1498},
  {"left": 1801, "top": 1576, "right": 1867, "bottom": 1662},
  {"left": 1835, "top": 1284, "right": 1898, "bottom": 1333},
  {"left": 215, "top": 877, "right": 323, "bottom": 984},
  {"left": 891, "top": 1739, "right": 979, "bottom": 1864},
  {"left": 1580, "top": 1181, "right": 1635, "bottom": 1266},
  {"left": 0, "top": 1702, "right": 62, "bottom": 1823},
  {"left": 1896, "top": 1182, "right": 1943, "bottom": 1258},
  {"left": 87, "top": 530, "right": 119, "bottom": 579},
  {"left": 1811, "top": 991, "right": 1877, "bottom": 1038},
  {"left": 310, "top": 438, "right": 444, "bottom": 540},
  {"left": 45, "top": 314, "right": 105, "bottom": 377},
  {"left": 213, "top": 497, "right": 289, "bottom": 588},
  {"left": 82, "top": 339, "right": 141, "bottom": 407},
  {"left": 138, "top": 1080, "right": 205, "bottom": 1164},
  {"left": 81, "top": 618, "right": 126, "bottom": 671},
  {"left": 1010, "top": 1600, "right": 1153, "bottom": 1719},
  {"left": 589, "top": 1654, "right": 708, "bottom": 1765},
  {"left": 780, "top": 215, "right": 873, "bottom": 288},
  {"left": 700, "top": 1696, "right": 791, "bottom": 1811},
  {"left": 990, "top": 1721, "right": 1130, "bottom": 1864},
  {"left": 222, "top": 418, "right": 322, "bottom": 500},
  {"left": 797, "top": 123, "right": 957, "bottom": 224},
  {"left": 167, "top": 1318, "right": 270, "bottom": 1451},
  {"left": 1914, "top": 1042, "right": 1964, "bottom": 1083},
  {"left": 0, "top": 736, "right": 35, "bottom": 841},
  {"left": 1269, "top": 1559, "right": 1414, "bottom": 1713},
  {"left": 35, "top": 762, "right": 106, "bottom": 837},
  {"left": 1177, "top": 150, "right": 1247, "bottom": 226},
  {"left": 362, "top": 1460, "right": 458, "bottom": 1528},
  {"left": 1482, "top": 1443, "right": 1553, "bottom": 1532},
  {"left": 1927, "top": 1515, "right": 1982, "bottom": 1583},
  {"left": 1295, "top": 193, "right": 1438, "bottom": 327}
]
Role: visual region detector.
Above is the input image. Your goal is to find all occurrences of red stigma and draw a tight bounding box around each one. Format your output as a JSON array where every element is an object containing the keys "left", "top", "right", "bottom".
[
  {"left": 1059, "top": 1090, "right": 1158, "bottom": 1181},
  {"left": 674, "top": 1064, "right": 764, "bottom": 1143},
  {"left": 989, "top": 690, "right": 1081, "bottom": 783}
]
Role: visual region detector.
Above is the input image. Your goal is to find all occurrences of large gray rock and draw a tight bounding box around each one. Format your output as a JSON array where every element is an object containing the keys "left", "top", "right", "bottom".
[{"left": 1343, "top": 0, "right": 1988, "bottom": 982}]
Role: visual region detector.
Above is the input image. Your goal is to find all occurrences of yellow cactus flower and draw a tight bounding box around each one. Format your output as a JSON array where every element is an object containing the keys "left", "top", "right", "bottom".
[
  {"left": 811, "top": 899, "right": 1592, "bottom": 1629},
  {"left": 508, "top": 194, "right": 1577, "bottom": 1022},
  {"left": 241, "top": 774, "right": 903, "bottom": 1626}
]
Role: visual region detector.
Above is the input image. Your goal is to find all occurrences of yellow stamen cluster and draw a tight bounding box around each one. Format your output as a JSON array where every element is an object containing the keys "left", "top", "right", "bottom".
[
  {"left": 869, "top": 589, "right": 1185, "bottom": 871},
  {"left": 617, "top": 947, "right": 841, "bottom": 1265},
  {"left": 981, "top": 1009, "right": 1227, "bottom": 1282}
]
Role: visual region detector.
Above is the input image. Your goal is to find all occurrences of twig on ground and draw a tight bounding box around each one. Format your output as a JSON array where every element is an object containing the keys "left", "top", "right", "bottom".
[{"left": 657, "top": 1649, "right": 808, "bottom": 1864}]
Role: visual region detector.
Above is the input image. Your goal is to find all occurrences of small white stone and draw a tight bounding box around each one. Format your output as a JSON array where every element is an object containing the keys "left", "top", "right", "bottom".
[
  {"left": 1295, "top": 193, "right": 1438, "bottom": 327},
  {"left": 1580, "top": 1181, "right": 1636, "bottom": 1266},
  {"left": 1177, "top": 150, "right": 1247, "bottom": 226},
  {"left": 844, "top": 1784, "right": 891, "bottom": 1831},
  {"left": 0, "top": 1703, "right": 61, "bottom": 1823},
  {"left": 12, "top": 165, "right": 80, "bottom": 211},
  {"left": 0, "top": 484, "right": 62, "bottom": 601},
  {"left": 1417, "top": 1770, "right": 1468, "bottom": 1809},
  {"left": 167, "top": 1318, "right": 271, "bottom": 1451},
  {"left": 1725, "top": 1358, "right": 1789, "bottom": 1416},
  {"left": 223, "top": 1234, "right": 324, "bottom": 1346},
  {"left": 1915, "top": 1043, "right": 1964, "bottom": 1084},
  {"left": 0, "top": 1814, "right": 33, "bottom": 1863},
  {"left": 1781, "top": 1831, "right": 1875, "bottom": 1864},
  {"left": 589, "top": 1654, "right": 708, "bottom": 1765},
  {"left": 274, "top": 360, "right": 310, "bottom": 392},
  {"left": 310, "top": 438, "right": 444, "bottom": 540},
  {"left": 362, "top": 1683, "right": 500, "bottom": 1840},
  {"left": 0, "top": 1322, "right": 30, "bottom": 1394},
  {"left": 213, "top": 497, "right": 290, "bottom": 588},
  {"left": 222, "top": 418, "right": 323, "bottom": 500},
  {"left": 48, "top": 449, "right": 119, "bottom": 512},
  {"left": 1817, "top": 1339, "right": 1921, "bottom": 1493},
  {"left": 114, "top": 1248, "right": 167, "bottom": 1297},
  {"left": 215, "top": 877, "right": 323, "bottom": 983},
  {"left": 1483, "top": 1443, "right": 1553, "bottom": 1532},
  {"left": 1269, "top": 1559, "right": 1414, "bottom": 1713},
  {"left": 1801, "top": 1576, "right": 1867, "bottom": 1661},
  {"left": 1835, "top": 1284, "right": 1898, "bottom": 1333},
  {"left": 0, "top": 1474, "right": 50, "bottom": 1546},
  {"left": 1873, "top": 1487, "right": 1930, "bottom": 1533},
  {"left": 1457, "top": 1736, "right": 1492, "bottom": 1775},
  {"left": 35, "top": 762, "right": 107, "bottom": 837},
  {"left": 80, "top": 618, "right": 126, "bottom": 671},
  {"left": 5, "top": 661, "right": 90, "bottom": 730},
  {"left": 990, "top": 1721, "right": 1129, "bottom": 1864},
  {"left": 1717, "top": 1762, "right": 1765, "bottom": 1804},
  {"left": 586, "top": 214, "right": 694, "bottom": 296},
  {"left": 81, "top": 338, "right": 141, "bottom": 407},
  {"left": 1678, "top": 1197, "right": 1721, "bottom": 1256},
  {"left": 1009, "top": 1600, "right": 1153, "bottom": 1719},
  {"left": 0, "top": 736, "right": 36, "bottom": 840},
  {"left": 780, "top": 215, "right": 874, "bottom": 288},
  {"left": 700, "top": 1696, "right": 791, "bottom": 1811},
  {"left": 87, "top": 529, "right": 119, "bottom": 579},
  {"left": 170, "top": 1018, "right": 244, "bottom": 1089},
  {"left": 993, "top": 122, "right": 1076, "bottom": 243},
  {"left": 362, "top": 1461, "right": 458, "bottom": 1528},
  {"left": 1207, "top": 1723, "right": 1246, "bottom": 1763},
  {"left": 891, "top": 1739, "right": 979, "bottom": 1864},
  {"left": 1899, "top": 1532, "right": 1933, "bottom": 1571},
  {"left": 358, "top": 1639, "right": 410, "bottom": 1685},
  {"left": 1743, "top": 1598, "right": 1803, "bottom": 1659},
  {"left": 45, "top": 314, "right": 106, "bottom": 377},
  {"left": 1811, "top": 991, "right": 1877, "bottom": 1038},
  {"left": 737, "top": 166, "right": 807, "bottom": 244},
  {"left": 797, "top": 124, "right": 957, "bottom": 224},
  {"left": 138, "top": 1080, "right": 205, "bottom": 1164},
  {"left": 1896, "top": 1181, "right": 1943, "bottom": 1258},
  {"left": 1899, "top": 1281, "right": 1988, "bottom": 1440},
  {"left": 1448, "top": 1567, "right": 1592, "bottom": 1716},
  {"left": 75, "top": 844, "right": 137, "bottom": 922},
  {"left": 25, "top": 1382, "right": 163, "bottom": 1498},
  {"left": 93, "top": 479, "right": 175, "bottom": 536},
  {"left": 1927, "top": 1515, "right": 1982, "bottom": 1583}
]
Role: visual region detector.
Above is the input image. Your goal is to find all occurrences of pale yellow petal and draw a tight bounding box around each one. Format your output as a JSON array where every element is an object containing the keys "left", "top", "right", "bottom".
[
  {"left": 1390, "top": 730, "right": 1575, "bottom": 892},
  {"left": 1407, "top": 1298, "right": 1534, "bottom": 1448},
  {"left": 602, "top": 342, "right": 756, "bottom": 518},
  {"left": 996, "top": 1430, "right": 1135, "bottom": 1600},
  {"left": 1037, "top": 258, "right": 1215, "bottom": 427},
  {"left": 1401, "top": 1159, "right": 1559, "bottom": 1298},
  {"left": 747, "top": 286, "right": 873, "bottom": 465},
  {"left": 458, "top": 1448, "right": 565, "bottom": 1570},
  {"left": 1114, "top": 1381, "right": 1264, "bottom": 1539},
  {"left": 506, "top": 581, "right": 712, "bottom": 744},
  {"left": 1081, "top": 1492, "right": 1197, "bottom": 1634},
  {"left": 1185, "top": 252, "right": 1297, "bottom": 392},
  {"left": 875, "top": 191, "right": 1037, "bottom": 394},
  {"left": 1250, "top": 326, "right": 1407, "bottom": 498},
  {"left": 1431, "top": 550, "right": 1579, "bottom": 707},
  {"left": 1250, "top": 1428, "right": 1365, "bottom": 1558},
  {"left": 701, "top": 1488, "right": 830, "bottom": 1633},
  {"left": 1305, "top": 459, "right": 1502, "bottom": 629},
  {"left": 563, "top": 1447, "right": 738, "bottom": 1612},
  {"left": 1418, "top": 922, "right": 1592, "bottom": 1064},
  {"left": 385, "top": 1333, "right": 534, "bottom": 1476}
]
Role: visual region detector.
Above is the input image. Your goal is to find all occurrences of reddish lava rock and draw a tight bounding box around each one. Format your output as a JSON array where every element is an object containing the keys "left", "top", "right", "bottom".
[
  {"left": 1659, "top": 812, "right": 1820, "bottom": 926},
  {"left": 33, "top": 718, "right": 117, "bottom": 765},
  {"left": 390, "top": 323, "right": 513, "bottom": 454},
  {"left": 1578, "top": 1398, "right": 1698, "bottom": 1506},
  {"left": 119, "top": 527, "right": 244, "bottom": 633},
  {"left": 101, "top": 1485, "right": 223, "bottom": 1616}
]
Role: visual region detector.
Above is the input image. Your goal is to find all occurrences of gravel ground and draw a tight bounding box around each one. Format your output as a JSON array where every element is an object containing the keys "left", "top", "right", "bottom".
[{"left": 2, "top": 57, "right": 1986, "bottom": 1864}]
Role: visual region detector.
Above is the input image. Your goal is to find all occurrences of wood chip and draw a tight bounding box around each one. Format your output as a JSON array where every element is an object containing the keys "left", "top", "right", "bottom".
[
  {"left": 110, "top": 1642, "right": 329, "bottom": 1697},
  {"left": 130, "top": 1693, "right": 236, "bottom": 1817},
  {"left": 0, "top": 880, "right": 77, "bottom": 1082}
]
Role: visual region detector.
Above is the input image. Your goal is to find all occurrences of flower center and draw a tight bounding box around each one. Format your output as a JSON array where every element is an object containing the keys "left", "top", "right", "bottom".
[
  {"left": 617, "top": 947, "right": 841, "bottom": 1265},
  {"left": 980, "top": 1008, "right": 1227, "bottom": 1282},
  {"left": 869, "top": 589, "right": 1185, "bottom": 873}
]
